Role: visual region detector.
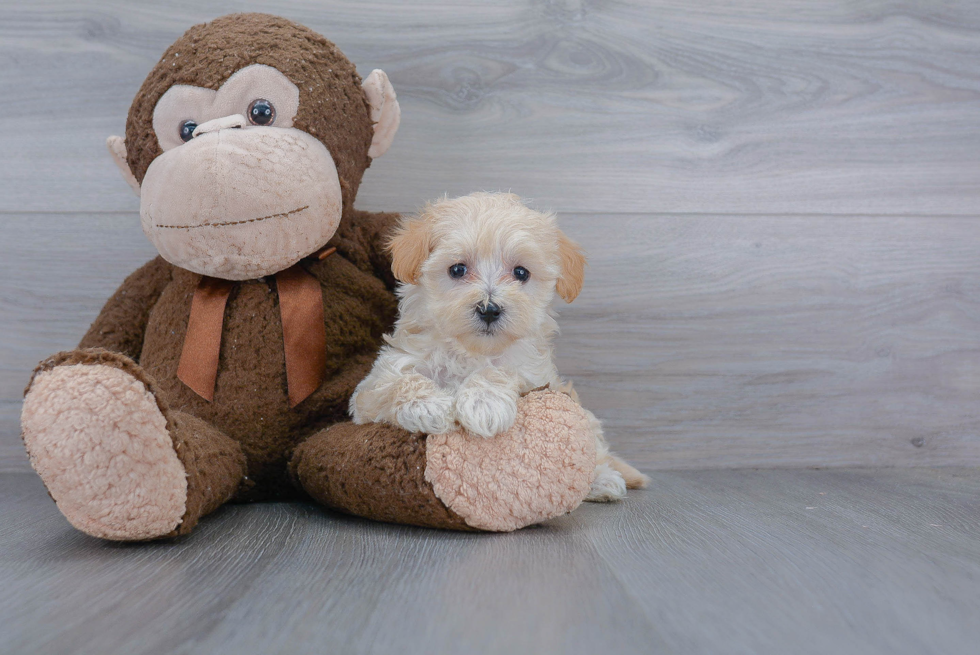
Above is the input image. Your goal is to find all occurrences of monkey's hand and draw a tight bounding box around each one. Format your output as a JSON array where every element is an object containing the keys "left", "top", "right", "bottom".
[{"left": 454, "top": 368, "right": 521, "bottom": 439}]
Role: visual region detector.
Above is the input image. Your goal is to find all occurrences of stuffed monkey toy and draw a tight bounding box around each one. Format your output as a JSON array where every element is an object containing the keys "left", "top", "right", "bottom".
[{"left": 21, "top": 13, "right": 596, "bottom": 540}]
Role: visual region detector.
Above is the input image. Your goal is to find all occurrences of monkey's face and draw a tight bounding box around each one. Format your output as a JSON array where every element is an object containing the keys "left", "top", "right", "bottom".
[
  {"left": 107, "top": 14, "right": 401, "bottom": 281},
  {"left": 139, "top": 65, "right": 343, "bottom": 280}
]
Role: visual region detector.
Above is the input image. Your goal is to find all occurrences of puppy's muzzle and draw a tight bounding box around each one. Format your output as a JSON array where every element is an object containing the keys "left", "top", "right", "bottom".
[{"left": 476, "top": 301, "right": 502, "bottom": 326}]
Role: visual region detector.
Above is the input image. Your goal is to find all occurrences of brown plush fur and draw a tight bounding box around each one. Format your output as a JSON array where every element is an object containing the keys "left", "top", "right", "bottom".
[
  {"left": 126, "top": 13, "right": 373, "bottom": 216},
  {"left": 73, "top": 233, "right": 400, "bottom": 500},
  {"left": 132, "top": 249, "right": 398, "bottom": 501},
  {"left": 74, "top": 15, "right": 406, "bottom": 512},
  {"left": 290, "top": 421, "right": 474, "bottom": 530},
  {"left": 79, "top": 256, "right": 175, "bottom": 361}
]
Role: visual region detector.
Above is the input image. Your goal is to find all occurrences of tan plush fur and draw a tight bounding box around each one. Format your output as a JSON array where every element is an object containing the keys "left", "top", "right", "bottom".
[
  {"left": 361, "top": 69, "right": 400, "bottom": 159},
  {"left": 425, "top": 390, "right": 597, "bottom": 531},
  {"left": 21, "top": 364, "right": 187, "bottom": 540},
  {"left": 140, "top": 124, "right": 343, "bottom": 280},
  {"left": 152, "top": 65, "right": 301, "bottom": 150},
  {"left": 351, "top": 192, "right": 648, "bottom": 501}
]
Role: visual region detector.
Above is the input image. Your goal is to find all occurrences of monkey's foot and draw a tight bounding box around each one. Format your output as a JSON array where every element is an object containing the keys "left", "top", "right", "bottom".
[
  {"left": 425, "top": 390, "right": 597, "bottom": 531},
  {"left": 22, "top": 352, "right": 187, "bottom": 540}
]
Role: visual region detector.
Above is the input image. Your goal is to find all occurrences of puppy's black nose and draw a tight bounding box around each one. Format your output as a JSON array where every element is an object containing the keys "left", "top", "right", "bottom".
[{"left": 476, "top": 301, "right": 502, "bottom": 325}]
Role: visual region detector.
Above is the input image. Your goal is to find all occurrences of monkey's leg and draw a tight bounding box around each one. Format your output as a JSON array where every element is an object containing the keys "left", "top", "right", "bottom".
[
  {"left": 290, "top": 390, "right": 597, "bottom": 532},
  {"left": 21, "top": 349, "right": 246, "bottom": 540}
]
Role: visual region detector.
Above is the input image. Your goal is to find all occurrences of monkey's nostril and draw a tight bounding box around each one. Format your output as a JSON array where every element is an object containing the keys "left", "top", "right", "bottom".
[{"left": 476, "top": 301, "right": 502, "bottom": 326}]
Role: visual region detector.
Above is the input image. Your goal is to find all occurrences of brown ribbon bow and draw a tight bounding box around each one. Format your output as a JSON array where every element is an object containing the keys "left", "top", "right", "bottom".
[{"left": 177, "top": 249, "right": 334, "bottom": 408}]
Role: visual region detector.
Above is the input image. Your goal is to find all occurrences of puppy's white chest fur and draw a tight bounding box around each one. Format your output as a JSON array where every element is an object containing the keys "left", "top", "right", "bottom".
[{"left": 395, "top": 332, "right": 558, "bottom": 394}]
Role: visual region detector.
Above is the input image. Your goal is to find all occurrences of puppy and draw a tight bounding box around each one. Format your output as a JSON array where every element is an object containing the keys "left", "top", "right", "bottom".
[{"left": 350, "top": 192, "right": 648, "bottom": 501}]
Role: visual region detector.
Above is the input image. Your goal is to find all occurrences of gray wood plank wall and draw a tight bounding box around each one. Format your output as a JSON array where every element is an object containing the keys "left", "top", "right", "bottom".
[{"left": 2, "top": 0, "right": 979, "bottom": 471}]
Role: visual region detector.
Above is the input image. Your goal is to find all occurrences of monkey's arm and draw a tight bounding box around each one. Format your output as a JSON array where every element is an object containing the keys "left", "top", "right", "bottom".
[
  {"left": 78, "top": 256, "right": 174, "bottom": 362},
  {"left": 334, "top": 209, "right": 400, "bottom": 291}
]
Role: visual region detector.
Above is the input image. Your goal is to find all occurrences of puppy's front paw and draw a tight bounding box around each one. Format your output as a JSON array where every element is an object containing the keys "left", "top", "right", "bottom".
[
  {"left": 396, "top": 393, "right": 455, "bottom": 435},
  {"left": 584, "top": 463, "right": 627, "bottom": 502},
  {"left": 455, "top": 386, "right": 518, "bottom": 439}
]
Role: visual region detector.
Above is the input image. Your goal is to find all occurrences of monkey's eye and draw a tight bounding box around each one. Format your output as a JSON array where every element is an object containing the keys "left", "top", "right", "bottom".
[
  {"left": 247, "top": 99, "right": 276, "bottom": 126},
  {"left": 179, "top": 120, "right": 198, "bottom": 143},
  {"left": 448, "top": 263, "right": 467, "bottom": 279},
  {"left": 513, "top": 266, "right": 530, "bottom": 282}
]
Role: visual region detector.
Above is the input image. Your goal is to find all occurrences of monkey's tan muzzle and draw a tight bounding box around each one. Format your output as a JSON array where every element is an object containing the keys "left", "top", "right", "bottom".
[{"left": 140, "top": 126, "right": 343, "bottom": 280}]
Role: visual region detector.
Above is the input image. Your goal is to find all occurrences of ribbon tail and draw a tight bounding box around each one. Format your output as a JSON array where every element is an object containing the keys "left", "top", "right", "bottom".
[
  {"left": 276, "top": 264, "right": 327, "bottom": 407},
  {"left": 177, "top": 276, "right": 234, "bottom": 402}
]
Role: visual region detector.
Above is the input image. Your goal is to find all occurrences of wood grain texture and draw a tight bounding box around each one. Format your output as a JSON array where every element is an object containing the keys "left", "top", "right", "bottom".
[
  {"left": 3, "top": 4, "right": 978, "bottom": 650},
  {"left": 2, "top": 0, "right": 980, "bottom": 215},
  {"left": 1, "top": 469, "right": 978, "bottom": 655},
  {"left": 2, "top": 212, "right": 979, "bottom": 471},
  {"left": 556, "top": 212, "right": 980, "bottom": 469},
  {"left": 3, "top": 0, "right": 980, "bottom": 471},
  {"left": 0, "top": 213, "right": 157, "bottom": 471}
]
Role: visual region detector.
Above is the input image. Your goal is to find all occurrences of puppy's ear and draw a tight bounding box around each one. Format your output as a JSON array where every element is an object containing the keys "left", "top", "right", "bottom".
[
  {"left": 556, "top": 231, "right": 586, "bottom": 302},
  {"left": 388, "top": 214, "right": 433, "bottom": 284}
]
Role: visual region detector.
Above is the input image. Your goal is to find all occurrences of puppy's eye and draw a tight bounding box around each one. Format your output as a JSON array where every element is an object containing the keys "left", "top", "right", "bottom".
[
  {"left": 248, "top": 99, "right": 276, "bottom": 126},
  {"left": 448, "top": 263, "right": 467, "bottom": 279},
  {"left": 179, "top": 120, "right": 198, "bottom": 142},
  {"left": 513, "top": 266, "right": 530, "bottom": 282}
]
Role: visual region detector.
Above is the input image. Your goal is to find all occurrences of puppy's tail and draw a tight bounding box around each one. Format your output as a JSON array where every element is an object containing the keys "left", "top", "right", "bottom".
[{"left": 600, "top": 452, "right": 650, "bottom": 489}]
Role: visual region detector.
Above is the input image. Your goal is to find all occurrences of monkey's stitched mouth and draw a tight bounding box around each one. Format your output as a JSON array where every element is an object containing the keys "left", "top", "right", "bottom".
[{"left": 154, "top": 205, "right": 309, "bottom": 229}]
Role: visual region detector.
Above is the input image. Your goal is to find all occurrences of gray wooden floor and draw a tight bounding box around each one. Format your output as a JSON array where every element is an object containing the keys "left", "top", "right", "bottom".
[{"left": 2, "top": 469, "right": 978, "bottom": 655}]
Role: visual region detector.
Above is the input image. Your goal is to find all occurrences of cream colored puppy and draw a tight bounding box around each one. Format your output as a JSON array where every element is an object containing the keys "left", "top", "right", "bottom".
[{"left": 350, "top": 192, "right": 648, "bottom": 501}]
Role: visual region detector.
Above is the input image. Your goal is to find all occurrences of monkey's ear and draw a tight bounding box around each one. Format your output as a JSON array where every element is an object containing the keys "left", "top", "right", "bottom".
[
  {"left": 362, "top": 69, "right": 400, "bottom": 159},
  {"left": 106, "top": 136, "right": 140, "bottom": 197},
  {"left": 387, "top": 214, "right": 432, "bottom": 285},
  {"left": 556, "top": 231, "right": 586, "bottom": 303}
]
